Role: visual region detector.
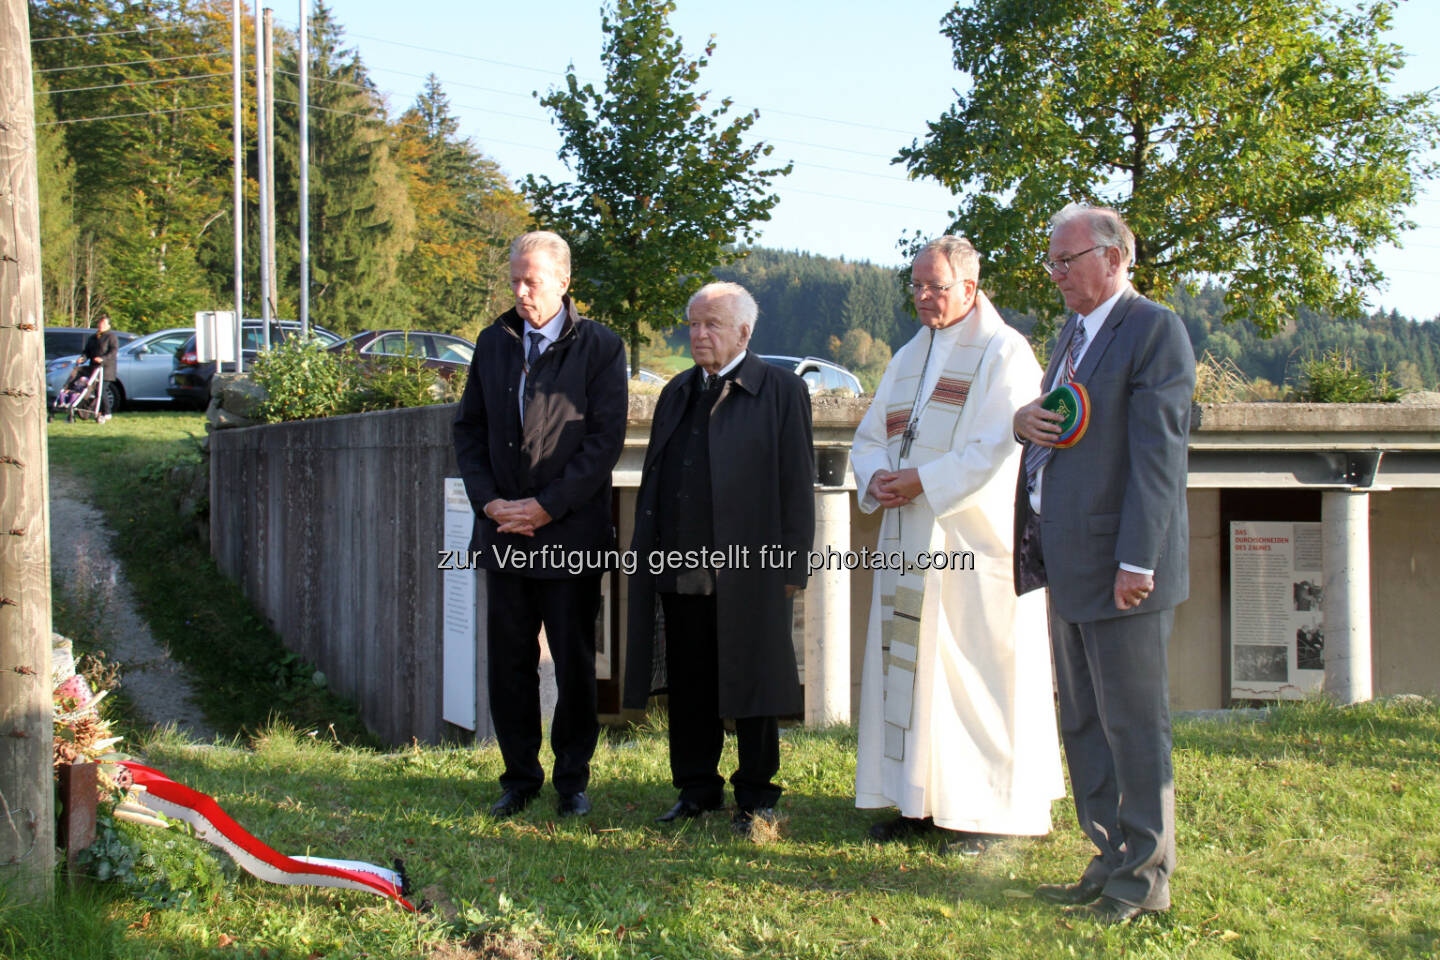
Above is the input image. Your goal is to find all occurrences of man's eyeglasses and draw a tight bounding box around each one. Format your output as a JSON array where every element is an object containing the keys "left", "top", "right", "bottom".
[
  {"left": 1040, "top": 245, "right": 1103, "bottom": 275},
  {"left": 908, "top": 280, "right": 964, "bottom": 296}
]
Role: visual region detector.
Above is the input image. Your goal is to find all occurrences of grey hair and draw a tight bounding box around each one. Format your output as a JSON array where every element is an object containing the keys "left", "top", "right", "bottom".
[
  {"left": 915, "top": 235, "right": 981, "bottom": 281},
  {"left": 1049, "top": 203, "right": 1134, "bottom": 266},
  {"left": 687, "top": 281, "right": 759, "bottom": 336},
  {"left": 509, "top": 230, "right": 571, "bottom": 276}
]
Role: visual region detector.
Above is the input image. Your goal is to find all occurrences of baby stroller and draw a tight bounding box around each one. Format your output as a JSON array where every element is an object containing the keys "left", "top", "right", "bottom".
[{"left": 49, "top": 361, "right": 106, "bottom": 423}]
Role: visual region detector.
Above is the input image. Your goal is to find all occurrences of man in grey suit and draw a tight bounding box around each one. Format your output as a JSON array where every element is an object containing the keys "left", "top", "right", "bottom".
[{"left": 1012, "top": 204, "right": 1196, "bottom": 924}]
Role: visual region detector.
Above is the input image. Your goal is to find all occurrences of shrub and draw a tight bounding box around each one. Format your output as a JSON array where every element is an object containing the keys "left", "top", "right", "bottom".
[
  {"left": 352, "top": 352, "right": 456, "bottom": 411},
  {"left": 250, "top": 341, "right": 359, "bottom": 422},
  {"left": 1292, "top": 349, "right": 1403, "bottom": 403},
  {"left": 1193, "top": 352, "right": 1285, "bottom": 403}
]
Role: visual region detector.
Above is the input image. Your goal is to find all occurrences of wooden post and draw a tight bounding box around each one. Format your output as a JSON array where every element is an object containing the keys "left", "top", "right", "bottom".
[
  {"left": 57, "top": 763, "right": 97, "bottom": 879},
  {"left": 0, "top": 0, "right": 57, "bottom": 902}
]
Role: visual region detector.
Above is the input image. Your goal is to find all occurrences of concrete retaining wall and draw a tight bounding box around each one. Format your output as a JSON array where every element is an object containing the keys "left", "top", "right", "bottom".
[{"left": 210, "top": 404, "right": 462, "bottom": 745}]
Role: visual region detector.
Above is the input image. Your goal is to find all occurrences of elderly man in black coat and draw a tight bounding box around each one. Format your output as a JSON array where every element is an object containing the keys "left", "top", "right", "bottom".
[
  {"left": 624, "top": 281, "right": 814, "bottom": 835},
  {"left": 453, "top": 230, "right": 627, "bottom": 820}
]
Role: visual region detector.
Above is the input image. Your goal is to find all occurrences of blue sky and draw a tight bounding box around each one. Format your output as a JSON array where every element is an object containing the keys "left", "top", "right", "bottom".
[{"left": 282, "top": 1, "right": 1438, "bottom": 321}]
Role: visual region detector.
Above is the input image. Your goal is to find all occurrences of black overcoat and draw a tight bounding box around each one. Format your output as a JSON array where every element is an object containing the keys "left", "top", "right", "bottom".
[
  {"left": 623, "top": 351, "right": 815, "bottom": 717},
  {"left": 452, "top": 296, "right": 628, "bottom": 577}
]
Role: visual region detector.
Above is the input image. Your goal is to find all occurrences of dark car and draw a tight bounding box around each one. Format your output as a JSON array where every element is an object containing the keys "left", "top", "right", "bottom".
[
  {"left": 168, "top": 320, "right": 339, "bottom": 407},
  {"left": 44, "top": 326, "right": 138, "bottom": 360},
  {"left": 43, "top": 326, "right": 140, "bottom": 412},
  {"left": 326, "top": 329, "right": 474, "bottom": 378},
  {"left": 759, "top": 355, "right": 864, "bottom": 396}
]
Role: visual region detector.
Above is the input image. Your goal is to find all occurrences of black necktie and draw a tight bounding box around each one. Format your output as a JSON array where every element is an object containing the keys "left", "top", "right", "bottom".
[
  {"left": 526, "top": 331, "right": 544, "bottom": 372},
  {"left": 703, "top": 372, "right": 719, "bottom": 392}
]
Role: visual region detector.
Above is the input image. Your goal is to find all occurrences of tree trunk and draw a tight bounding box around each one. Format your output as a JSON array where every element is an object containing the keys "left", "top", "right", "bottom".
[{"left": 0, "top": 0, "right": 57, "bottom": 903}]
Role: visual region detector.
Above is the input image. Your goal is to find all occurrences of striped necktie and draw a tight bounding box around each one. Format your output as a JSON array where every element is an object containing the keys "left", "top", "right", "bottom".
[{"left": 1023, "top": 317, "right": 1087, "bottom": 494}]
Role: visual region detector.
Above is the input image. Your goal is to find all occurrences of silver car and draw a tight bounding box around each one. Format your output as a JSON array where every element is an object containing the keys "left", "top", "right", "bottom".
[{"left": 46, "top": 327, "right": 193, "bottom": 408}]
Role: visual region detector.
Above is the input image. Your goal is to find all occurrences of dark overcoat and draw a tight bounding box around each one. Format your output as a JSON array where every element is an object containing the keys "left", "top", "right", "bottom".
[
  {"left": 623, "top": 351, "right": 815, "bottom": 717},
  {"left": 452, "top": 295, "right": 628, "bottom": 577}
]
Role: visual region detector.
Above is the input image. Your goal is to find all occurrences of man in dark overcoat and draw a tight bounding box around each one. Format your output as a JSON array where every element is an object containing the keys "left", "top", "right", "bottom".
[
  {"left": 453, "top": 230, "right": 627, "bottom": 820},
  {"left": 624, "top": 281, "right": 814, "bottom": 834}
]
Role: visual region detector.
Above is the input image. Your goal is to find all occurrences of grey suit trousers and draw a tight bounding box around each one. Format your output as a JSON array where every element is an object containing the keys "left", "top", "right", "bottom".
[{"left": 1049, "top": 601, "right": 1176, "bottom": 911}]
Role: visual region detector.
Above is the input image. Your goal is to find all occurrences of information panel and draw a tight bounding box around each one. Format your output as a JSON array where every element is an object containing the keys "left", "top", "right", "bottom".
[
  {"left": 442, "top": 479, "right": 477, "bottom": 730},
  {"left": 1229, "top": 521, "right": 1324, "bottom": 700}
]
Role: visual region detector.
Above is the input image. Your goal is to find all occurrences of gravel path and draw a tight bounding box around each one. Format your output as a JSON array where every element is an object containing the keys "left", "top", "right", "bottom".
[{"left": 49, "top": 469, "right": 216, "bottom": 741}]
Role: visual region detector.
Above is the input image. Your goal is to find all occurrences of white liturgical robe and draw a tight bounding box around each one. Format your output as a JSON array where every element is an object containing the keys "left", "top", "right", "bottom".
[{"left": 851, "top": 293, "right": 1064, "bottom": 834}]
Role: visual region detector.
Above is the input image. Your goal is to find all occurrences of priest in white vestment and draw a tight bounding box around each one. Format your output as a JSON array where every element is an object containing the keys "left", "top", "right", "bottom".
[{"left": 851, "top": 236, "right": 1064, "bottom": 851}]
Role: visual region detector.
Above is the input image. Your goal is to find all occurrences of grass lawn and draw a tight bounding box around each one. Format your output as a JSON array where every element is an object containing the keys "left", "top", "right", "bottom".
[
  {"left": 3, "top": 701, "right": 1439, "bottom": 959},
  {"left": 8, "top": 411, "right": 1437, "bottom": 958},
  {"left": 45, "top": 411, "right": 373, "bottom": 744}
]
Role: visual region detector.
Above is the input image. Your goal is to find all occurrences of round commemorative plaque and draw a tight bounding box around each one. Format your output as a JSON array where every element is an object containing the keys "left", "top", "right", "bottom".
[{"left": 1040, "top": 381, "right": 1089, "bottom": 448}]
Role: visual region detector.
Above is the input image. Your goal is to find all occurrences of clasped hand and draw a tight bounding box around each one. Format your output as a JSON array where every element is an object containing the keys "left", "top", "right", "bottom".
[
  {"left": 484, "top": 498, "right": 552, "bottom": 536},
  {"left": 868, "top": 468, "right": 922, "bottom": 509}
]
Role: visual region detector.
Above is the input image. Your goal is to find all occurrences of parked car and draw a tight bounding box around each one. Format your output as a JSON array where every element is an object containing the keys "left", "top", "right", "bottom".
[
  {"left": 759, "top": 355, "right": 864, "bottom": 396},
  {"left": 46, "top": 326, "right": 191, "bottom": 410},
  {"left": 633, "top": 368, "right": 667, "bottom": 385},
  {"left": 326, "top": 329, "right": 474, "bottom": 378},
  {"left": 44, "top": 326, "right": 139, "bottom": 362},
  {"left": 168, "top": 320, "right": 340, "bottom": 407}
]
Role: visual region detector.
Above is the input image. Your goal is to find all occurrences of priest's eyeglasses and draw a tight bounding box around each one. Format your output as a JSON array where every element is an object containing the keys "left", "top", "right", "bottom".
[
  {"left": 908, "top": 279, "right": 963, "bottom": 296},
  {"left": 1040, "top": 245, "right": 1102, "bottom": 275}
]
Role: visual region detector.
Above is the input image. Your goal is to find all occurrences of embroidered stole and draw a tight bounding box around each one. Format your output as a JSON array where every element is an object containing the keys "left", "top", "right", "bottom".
[{"left": 876, "top": 300, "right": 1001, "bottom": 761}]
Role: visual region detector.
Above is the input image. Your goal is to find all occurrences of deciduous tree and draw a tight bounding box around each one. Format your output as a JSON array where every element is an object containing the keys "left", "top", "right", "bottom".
[
  {"left": 902, "top": 0, "right": 1439, "bottom": 338},
  {"left": 524, "top": 0, "right": 790, "bottom": 370}
]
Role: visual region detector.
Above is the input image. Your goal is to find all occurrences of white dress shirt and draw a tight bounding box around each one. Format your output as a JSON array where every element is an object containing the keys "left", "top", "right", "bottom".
[{"left": 518, "top": 304, "right": 565, "bottom": 421}]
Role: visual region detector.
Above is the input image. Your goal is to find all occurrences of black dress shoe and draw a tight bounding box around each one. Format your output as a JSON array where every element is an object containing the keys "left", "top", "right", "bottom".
[
  {"left": 867, "top": 815, "right": 935, "bottom": 842},
  {"left": 488, "top": 788, "right": 538, "bottom": 818},
  {"left": 1065, "top": 895, "right": 1163, "bottom": 925},
  {"left": 937, "top": 832, "right": 1008, "bottom": 857},
  {"left": 656, "top": 798, "right": 721, "bottom": 823},
  {"left": 731, "top": 806, "right": 778, "bottom": 837},
  {"left": 1036, "top": 878, "right": 1105, "bottom": 905},
  {"left": 557, "top": 792, "right": 591, "bottom": 817}
]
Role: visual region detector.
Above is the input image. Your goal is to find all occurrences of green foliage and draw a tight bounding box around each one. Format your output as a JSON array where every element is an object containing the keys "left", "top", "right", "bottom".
[
  {"left": 76, "top": 812, "right": 139, "bottom": 884},
  {"left": 1193, "top": 352, "right": 1284, "bottom": 403},
  {"left": 7, "top": 699, "right": 1440, "bottom": 957},
  {"left": 250, "top": 340, "right": 357, "bottom": 422},
  {"left": 524, "top": 0, "right": 791, "bottom": 371},
  {"left": 903, "top": 0, "right": 1440, "bottom": 339},
  {"left": 352, "top": 352, "right": 458, "bottom": 411},
  {"left": 827, "top": 328, "right": 892, "bottom": 392},
  {"left": 31, "top": 0, "right": 238, "bottom": 330},
  {"left": 393, "top": 75, "right": 529, "bottom": 334},
  {"left": 269, "top": 3, "right": 415, "bottom": 334},
  {"left": 46, "top": 412, "right": 377, "bottom": 744},
  {"left": 714, "top": 248, "right": 925, "bottom": 357},
  {"left": 1294, "top": 349, "right": 1403, "bottom": 402},
  {"left": 248, "top": 339, "right": 460, "bottom": 422}
]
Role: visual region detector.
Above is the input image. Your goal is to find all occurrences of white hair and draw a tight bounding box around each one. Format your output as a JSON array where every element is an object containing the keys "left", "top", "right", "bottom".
[
  {"left": 509, "top": 230, "right": 571, "bottom": 275},
  {"left": 914, "top": 235, "right": 981, "bottom": 281},
  {"left": 1049, "top": 203, "right": 1134, "bottom": 266},
  {"left": 687, "top": 281, "right": 759, "bottom": 335}
]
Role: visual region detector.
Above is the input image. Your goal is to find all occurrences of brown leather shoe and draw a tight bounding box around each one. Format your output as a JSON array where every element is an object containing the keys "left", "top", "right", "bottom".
[
  {"left": 1065, "top": 895, "right": 1164, "bottom": 924},
  {"left": 1035, "top": 878, "right": 1105, "bottom": 905}
]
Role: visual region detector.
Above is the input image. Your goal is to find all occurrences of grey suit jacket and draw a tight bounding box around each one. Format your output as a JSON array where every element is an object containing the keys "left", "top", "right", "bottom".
[{"left": 1013, "top": 289, "right": 1196, "bottom": 623}]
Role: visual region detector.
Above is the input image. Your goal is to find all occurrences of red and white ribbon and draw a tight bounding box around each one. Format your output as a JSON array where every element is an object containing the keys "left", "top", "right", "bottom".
[{"left": 119, "top": 761, "right": 415, "bottom": 911}]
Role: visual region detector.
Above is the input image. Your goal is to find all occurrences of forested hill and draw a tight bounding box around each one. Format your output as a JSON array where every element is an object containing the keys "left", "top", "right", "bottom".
[{"left": 710, "top": 248, "right": 1440, "bottom": 392}]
